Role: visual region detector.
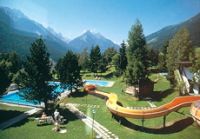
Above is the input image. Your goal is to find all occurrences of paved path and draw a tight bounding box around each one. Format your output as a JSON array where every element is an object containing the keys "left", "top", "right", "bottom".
[
  {"left": 147, "top": 101, "right": 157, "bottom": 108},
  {"left": 0, "top": 108, "right": 42, "bottom": 130},
  {"left": 66, "top": 103, "right": 118, "bottom": 139},
  {"left": 67, "top": 103, "right": 100, "bottom": 108}
]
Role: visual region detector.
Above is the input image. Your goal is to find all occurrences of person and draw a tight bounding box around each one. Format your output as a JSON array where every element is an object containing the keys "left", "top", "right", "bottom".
[
  {"left": 54, "top": 109, "right": 60, "bottom": 122},
  {"left": 52, "top": 122, "right": 60, "bottom": 132},
  {"left": 41, "top": 112, "right": 47, "bottom": 120}
]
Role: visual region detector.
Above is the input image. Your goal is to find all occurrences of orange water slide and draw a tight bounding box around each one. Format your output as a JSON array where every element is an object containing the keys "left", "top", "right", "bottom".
[{"left": 84, "top": 85, "right": 200, "bottom": 119}]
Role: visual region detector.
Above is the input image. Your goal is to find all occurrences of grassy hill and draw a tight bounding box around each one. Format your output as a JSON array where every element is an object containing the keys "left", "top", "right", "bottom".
[{"left": 146, "top": 13, "right": 200, "bottom": 50}]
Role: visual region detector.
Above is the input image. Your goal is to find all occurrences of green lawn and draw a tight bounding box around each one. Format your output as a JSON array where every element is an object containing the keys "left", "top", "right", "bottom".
[
  {"left": 0, "top": 107, "right": 92, "bottom": 139},
  {"left": 63, "top": 73, "right": 200, "bottom": 139},
  {"left": 1, "top": 72, "right": 200, "bottom": 139},
  {"left": 65, "top": 92, "right": 200, "bottom": 139},
  {"left": 0, "top": 104, "right": 30, "bottom": 123}
]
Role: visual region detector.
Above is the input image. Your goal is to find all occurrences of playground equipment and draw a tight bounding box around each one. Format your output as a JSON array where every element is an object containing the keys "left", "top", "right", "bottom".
[{"left": 84, "top": 85, "right": 200, "bottom": 120}]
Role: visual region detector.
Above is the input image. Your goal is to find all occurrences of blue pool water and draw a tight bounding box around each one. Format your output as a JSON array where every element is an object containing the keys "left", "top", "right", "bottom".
[
  {"left": 0, "top": 92, "right": 40, "bottom": 106},
  {"left": 0, "top": 82, "right": 65, "bottom": 107},
  {"left": 84, "top": 80, "right": 114, "bottom": 87},
  {"left": 0, "top": 80, "right": 113, "bottom": 106}
]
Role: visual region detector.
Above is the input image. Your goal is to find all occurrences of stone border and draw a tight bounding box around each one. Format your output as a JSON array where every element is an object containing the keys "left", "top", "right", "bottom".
[{"left": 0, "top": 102, "right": 41, "bottom": 109}]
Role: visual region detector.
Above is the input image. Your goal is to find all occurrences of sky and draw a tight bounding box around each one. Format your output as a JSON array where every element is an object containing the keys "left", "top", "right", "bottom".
[{"left": 0, "top": 0, "right": 200, "bottom": 44}]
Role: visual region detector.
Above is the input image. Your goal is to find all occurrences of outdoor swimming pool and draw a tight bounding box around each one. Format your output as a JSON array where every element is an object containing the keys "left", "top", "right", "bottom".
[
  {"left": 0, "top": 80, "right": 114, "bottom": 106},
  {"left": 84, "top": 80, "right": 114, "bottom": 87},
  {"left": 0, "top": 82, "right": 65, "bottom": 107},
  {"left": 0, "top": 92, "right": 40, "bottom": 106}
]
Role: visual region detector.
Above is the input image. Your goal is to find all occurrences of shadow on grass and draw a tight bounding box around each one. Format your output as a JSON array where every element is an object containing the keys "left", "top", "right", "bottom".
[
  {"left": 112, "top": 100, "right": 194, "bottom": 134},
  {"left": 4, "top": 107, "right": 79, "bottom": 129},
  {"left": 150, "top": 88, "right": 174, "bottom": 102},
  {"left": 58, "top": 108, "right": 79, "bottom": 123},
  {"left": 69, "top": 91, "right": 88, "bottom": 98},
  {"left": 112, "top": 114, "right": 194, "bottom": 134},
  {"left": 100, "top": 72, "right": 114, "bottom": 79},
  {"left": 0, "top": 110, "right": 24, "bottom": 123}
]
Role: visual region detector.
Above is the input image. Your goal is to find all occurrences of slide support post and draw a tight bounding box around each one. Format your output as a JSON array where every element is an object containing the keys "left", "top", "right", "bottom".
[
  {"left": 163, "top": 115, "right": 166, "bottom": 128},
  {"left": 141, "top": 118, "right": 144, "bottom": 127}
]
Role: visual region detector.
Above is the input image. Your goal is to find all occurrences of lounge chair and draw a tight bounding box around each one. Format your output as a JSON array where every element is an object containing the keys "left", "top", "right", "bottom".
[{"left": 35, "top": 116, "right": 54, "bottom": 125}]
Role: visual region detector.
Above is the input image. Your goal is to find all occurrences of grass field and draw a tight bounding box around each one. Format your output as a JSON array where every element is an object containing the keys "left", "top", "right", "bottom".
[
  {"left": 63, "top": 73, "right": 200, "bottom": 139},
  {"left": 0, "top": 107, "right": 92, "bottom": 139},
  {"left": 1, "top": 71, "right": 200, "bottom": 139},
  {"left": 0, "top": 104, "right": 30, "bottom": 123}
]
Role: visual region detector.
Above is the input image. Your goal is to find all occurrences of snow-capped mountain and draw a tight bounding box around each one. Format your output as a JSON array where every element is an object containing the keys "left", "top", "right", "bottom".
[{"left": 68, "top": 30, "right": 119, "bottom": 52}]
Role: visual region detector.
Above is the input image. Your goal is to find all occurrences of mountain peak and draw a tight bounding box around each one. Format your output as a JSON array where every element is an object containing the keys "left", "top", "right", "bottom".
[
  {"left": 68, "top": 30, "right": 119, "bottom": 51},
  {"left": 0, "top": 6, "right": 27, "bottom": 20}
]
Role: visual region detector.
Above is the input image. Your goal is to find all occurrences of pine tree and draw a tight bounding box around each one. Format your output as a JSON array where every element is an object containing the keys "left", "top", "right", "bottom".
[
  {"left": 56, "top": 51, "right": 82, "bottom": 93},
  {"left": 158, "top": 41, "right": 169, "bottom": 71},
  {"left": 112, "top": 53, "right": 120, "bottom": 75},
  {"left": 166, "top": 28, "right": 194, "bottom": 80},
  {"left": 78, "top": 48, "right": 90, "bottom": 71},
  {"left": 22, "top": 38, "right": 53, "bottom": 110},
  {"left": 119, "top": 41, "right": 127, "bottom": 74},
  {"left": 89, "top": 45, "right": 101, "bottom": 74},
  {"left": 0, "top": 65, "right": 10, "bottom": 95},
  {"left": 146, "top": 47, "right": 158, "bottom": 67},
  {"left": 126, "top": 20, "right": 148, "bottom": 85},
  {"left": 193, "top": 51, "right": 200, "bottom": 85},
  {"left": 103, "top": 47, "right": 117, "bottom": 66}
]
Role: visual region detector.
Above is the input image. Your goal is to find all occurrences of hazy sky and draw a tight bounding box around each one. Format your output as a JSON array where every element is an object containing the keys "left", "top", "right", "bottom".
[{"left": 0, "top": 0, "right": 200, "bottom": 44}]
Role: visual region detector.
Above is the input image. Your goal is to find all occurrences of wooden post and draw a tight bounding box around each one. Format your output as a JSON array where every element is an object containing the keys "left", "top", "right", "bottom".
[
  {"left": 163, "top": 115, "right": 166, "bottom": 128},
  {"left": 141, "top": 118, "right": 144, "bottom": 127}
]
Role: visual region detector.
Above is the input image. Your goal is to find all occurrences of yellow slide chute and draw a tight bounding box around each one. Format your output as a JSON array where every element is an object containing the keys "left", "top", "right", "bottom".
[{"left": 84, "top": 85, "right": 200, "bottom": 119}]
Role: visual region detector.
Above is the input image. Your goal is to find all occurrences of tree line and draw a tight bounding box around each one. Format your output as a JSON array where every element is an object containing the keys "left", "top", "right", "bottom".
[{"left": 0, "top": 19, "right": 199, "bottom": 110}]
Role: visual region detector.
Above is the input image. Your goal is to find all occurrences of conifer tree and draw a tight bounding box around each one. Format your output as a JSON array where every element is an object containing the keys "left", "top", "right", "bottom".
[
  {"left": 22, "top": 38, "right": 53, "bottom": 110},
  {"left": 78, "top": 48, "right": 90, "bottom": 71},
  {"left": 166, "top": 28, "right": 194, "bottom": 80},
  {"left": 119, "top": 41, "right": 127, "bottom": 74},
  {"left": 56, "top": 51, "right": 82, "bottom": 93},
  {"left": 0, "top": 65, "right": 10, "bottom": 95},
  {"left": 89, "top": 45, "right": 101, "bottom": 74},
  {"left": 126, "top": 20, "right": 148, "bottom": 85}
]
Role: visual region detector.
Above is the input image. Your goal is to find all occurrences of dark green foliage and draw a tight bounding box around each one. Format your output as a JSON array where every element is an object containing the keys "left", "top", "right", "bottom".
[
  {"left": 193, "top": 54, "right": 200, "bottom": 72},
  {"left": 22, "top": 38, "right": 53, "bottom": 109},
  {"left": 193, "top": 50, "right": 200, "bottom": 84},
  {"left": 119, "top": 41, "right": 127, "bottom": 73},
  {"left": 99, "top": 57, "right": 108, "bottom": 73},
  {"left": 146, "top": 47, "right": 158, "bottom": 67},
  {"left": 89, "top": 45, "right": 101, "bottom": 73},
  {"left": 158, "top": 53, "right": 166, "bottom": 72},
  {"left": 112, "top": 41, "right": 128, "bottom": 76},
  {"left": 0, "top": 52, "right": 22, "bottom": 83},
  {"left": 126, "top": 20, "right": 148, "bottom": 85},
  {"left": 103, "top": 47, "right": 117, "bottom": 66},
  {"left": 158, "top": 41, "right": 169, "bottom": 71},
  {"left": 112, "top": 53, "right": 121, "bottom": 76},
  {"left": 56, "top": 51, "right": 82, "bottom": 93},
  {"left": 78, "top": 48, "right": 90, "bottom": 71},
  {"left": 0, "top": 65, "right": 10, "bottom": 95},
  {"left": 12, "top": 69, "right": 27, "bottom": 87},
  {"left": 161, "top": 40, "right": 169, "bottom": 54},
  {"left": 166, "top": 28, "right": 194, "bottom": 80}
]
